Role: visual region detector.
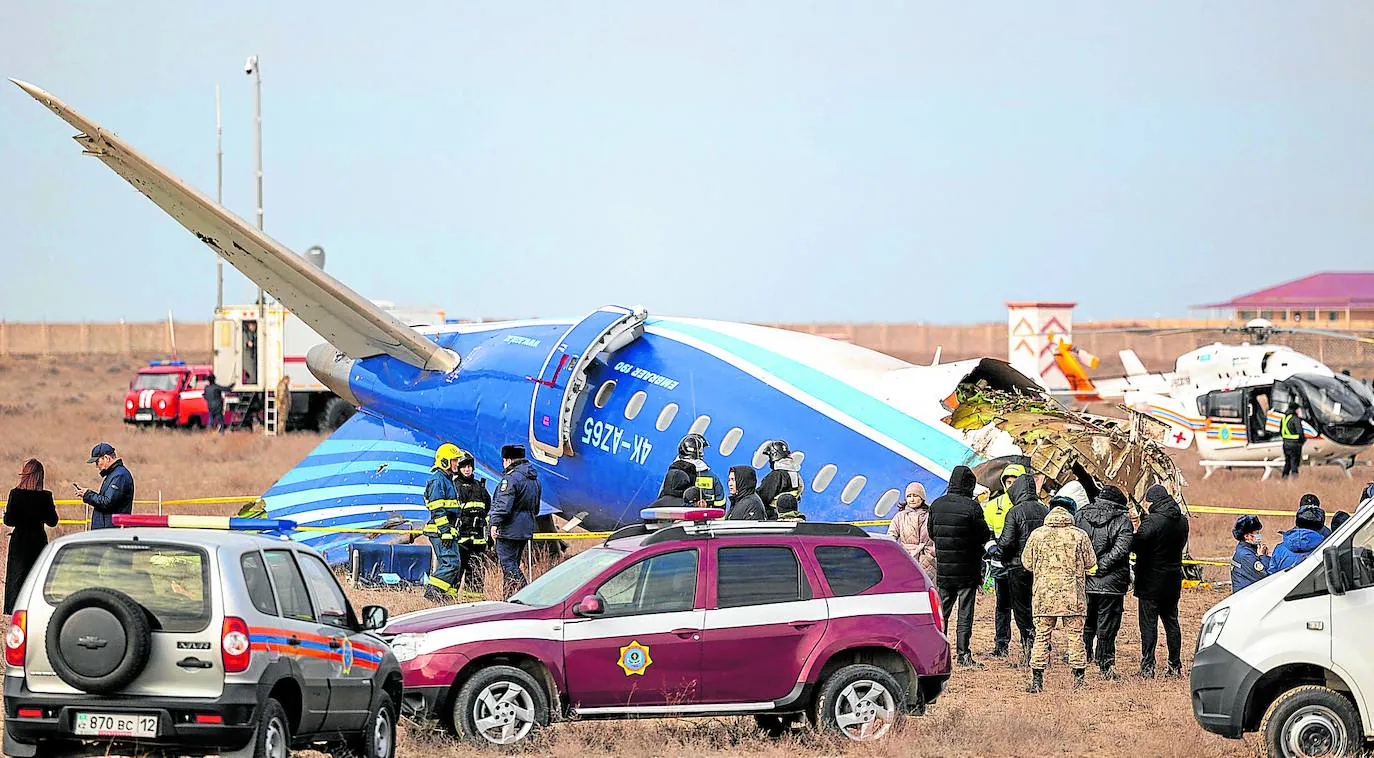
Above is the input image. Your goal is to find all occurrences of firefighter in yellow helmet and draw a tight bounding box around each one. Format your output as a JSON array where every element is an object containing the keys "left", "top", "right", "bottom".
[{"left": 424, "top": 443, "right": 464, "bottom": 602}]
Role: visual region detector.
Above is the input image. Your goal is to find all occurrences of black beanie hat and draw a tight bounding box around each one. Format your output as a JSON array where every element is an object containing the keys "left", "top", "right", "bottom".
[
  {"left": 1097, "top": 485, "right": 1128, "bottom": 506},
  {"left": 501, "top": 444, "right": 526, "bottom": 460}
]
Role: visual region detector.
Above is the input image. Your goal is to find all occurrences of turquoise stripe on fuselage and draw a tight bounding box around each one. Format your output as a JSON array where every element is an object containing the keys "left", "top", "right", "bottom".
[
  {"left": 273, "top": 460, "right": 434, "bottom": 487},
  {"left": 649, "top": 318, "right": 978, "bottom": 474}
]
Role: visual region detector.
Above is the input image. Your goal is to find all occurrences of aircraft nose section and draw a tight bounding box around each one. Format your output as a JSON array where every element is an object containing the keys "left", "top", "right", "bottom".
[{"left": 306, "top": 343, "right": 360, "bottom": 407}]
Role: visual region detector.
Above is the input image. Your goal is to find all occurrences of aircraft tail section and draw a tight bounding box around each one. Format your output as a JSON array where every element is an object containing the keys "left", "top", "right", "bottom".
[{"left": 252, "top": 411, "right": 439, "bottom": 564}]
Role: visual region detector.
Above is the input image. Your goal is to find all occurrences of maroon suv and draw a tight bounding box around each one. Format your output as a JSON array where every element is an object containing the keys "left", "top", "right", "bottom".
[{"left": 384, "top": 520, "right": 950, "bottom": 746}]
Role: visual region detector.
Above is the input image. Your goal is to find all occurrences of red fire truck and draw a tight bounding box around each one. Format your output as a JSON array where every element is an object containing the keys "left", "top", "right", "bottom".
[{"left": 122, "top": 360, "right": 234, "bottom": 429}]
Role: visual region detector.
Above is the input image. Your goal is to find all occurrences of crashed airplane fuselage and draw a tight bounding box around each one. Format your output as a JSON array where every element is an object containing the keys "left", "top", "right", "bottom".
[{"left": 12, "top": 79, "right": 1185, "bottom": 561}]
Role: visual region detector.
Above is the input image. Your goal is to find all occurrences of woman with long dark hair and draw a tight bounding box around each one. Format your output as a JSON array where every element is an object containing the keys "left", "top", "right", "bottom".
[{"left": 5, "top": 459, "right": 58, "bottom": 614}]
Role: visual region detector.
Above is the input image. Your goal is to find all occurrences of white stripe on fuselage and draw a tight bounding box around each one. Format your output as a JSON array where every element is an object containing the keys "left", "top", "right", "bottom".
[{"left": 646, "top": 324, "right": 959, "bottom": 478}]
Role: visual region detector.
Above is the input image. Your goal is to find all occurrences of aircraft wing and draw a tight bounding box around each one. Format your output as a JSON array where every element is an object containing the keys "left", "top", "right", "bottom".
[{"left": 12, "top": 80, "right": 457, "bottom": 374}]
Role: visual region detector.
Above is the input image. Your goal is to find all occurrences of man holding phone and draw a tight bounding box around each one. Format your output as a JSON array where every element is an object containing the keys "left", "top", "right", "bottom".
[{"left": 73, "top": 442, "right": 134, "bottom": 529}]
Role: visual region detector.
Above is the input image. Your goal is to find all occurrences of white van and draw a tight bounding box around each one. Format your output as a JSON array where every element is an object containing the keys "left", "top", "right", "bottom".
[{"left": 1191, "top": 506, "right": 1374, "bottom": 757}]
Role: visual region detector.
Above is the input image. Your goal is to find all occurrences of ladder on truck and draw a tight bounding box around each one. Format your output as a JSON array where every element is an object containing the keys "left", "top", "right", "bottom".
[{"left": 261, "top": 307, "right": 286, "bottom": 436}]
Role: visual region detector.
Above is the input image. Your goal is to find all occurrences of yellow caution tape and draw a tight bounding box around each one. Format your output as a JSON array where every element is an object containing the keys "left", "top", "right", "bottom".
[
  {"left": 5, "top": 497, "right": 258, "bottom": 508},
  {"left": 28, "top": 496, "right": 1307, "bottom": 539},
  {"left": 1188, "top": 505, "right": 1302, "bottom": 517}
]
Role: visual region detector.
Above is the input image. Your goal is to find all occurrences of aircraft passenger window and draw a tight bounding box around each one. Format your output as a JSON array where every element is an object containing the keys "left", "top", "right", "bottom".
[
  {"left": 594, "top": 380, "right": 616, "bottom": 409},
  {"left": 720, "top": 427, "right": 744, "bottom": 456},
  {"left": 656, "top": 403, "right": 679, "bottom": 432},
  {"left": 840, "top": 475, "right": 867, "bottom": 504},
  {"left": 812, "top": 464, "right": 838, "bottom": 492},
  {"left": 874, "top": 488, "right": 901, "bottom": 517},
  {"left": 752, "top": 442, "right": 771, "bottom": 468},
  {"left": 624, "top": 391, "right": 647, "bottom": 420},
  {"left": 689, "top": 415, "right": 711, "bottom": 437}
]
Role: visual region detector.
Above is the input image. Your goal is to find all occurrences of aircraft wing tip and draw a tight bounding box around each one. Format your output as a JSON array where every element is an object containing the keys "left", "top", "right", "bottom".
[{"left": 11, "top": 78, "right": 46, "bottom": 98}]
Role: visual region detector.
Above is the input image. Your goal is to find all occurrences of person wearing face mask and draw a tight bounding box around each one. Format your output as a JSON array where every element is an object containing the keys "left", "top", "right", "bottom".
[
  {"left": 888, "top": 482, "right": 936, "bottom": 581},
  {"left": 1230, "top": 515, "right": 1271, "bottom": 593}
]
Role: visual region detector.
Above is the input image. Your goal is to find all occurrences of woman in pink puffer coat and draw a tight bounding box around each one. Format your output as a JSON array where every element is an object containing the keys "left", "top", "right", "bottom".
[{"left": 889, "top": 482, "right": 936, "bottom": 581}]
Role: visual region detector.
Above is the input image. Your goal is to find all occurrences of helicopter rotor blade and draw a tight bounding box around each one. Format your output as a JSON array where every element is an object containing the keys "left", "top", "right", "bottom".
[{"left": 1274, "top": 327, "right": 1374, "bottom": 345}]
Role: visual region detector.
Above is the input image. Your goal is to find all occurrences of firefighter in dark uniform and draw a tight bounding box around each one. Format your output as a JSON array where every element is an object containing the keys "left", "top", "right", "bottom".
[
  {"left": 664, "top": 434, "right": 725, "bottom": 508},
  {"left": 1281, "top": 403, "right": 1307, "bottom": 479},
  {"left": 757, "top": 439, "right": 804, "bottom": 520},
  {"left": 424, "top": 443, "right": 464, "bottom": 602},
  {"left": 453, "top": 450, "right": 492, "bottom": 601}
]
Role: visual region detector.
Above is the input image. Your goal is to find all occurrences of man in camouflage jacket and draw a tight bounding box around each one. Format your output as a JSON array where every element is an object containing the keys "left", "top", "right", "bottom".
[{"left": 1021, "top": 504, "right": 1098, "bottom": 693}]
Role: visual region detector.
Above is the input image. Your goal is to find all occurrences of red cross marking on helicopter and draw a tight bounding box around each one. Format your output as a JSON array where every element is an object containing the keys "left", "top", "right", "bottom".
[{"left": 1173, "top": 431, "right": 1187, "bottom": 444}]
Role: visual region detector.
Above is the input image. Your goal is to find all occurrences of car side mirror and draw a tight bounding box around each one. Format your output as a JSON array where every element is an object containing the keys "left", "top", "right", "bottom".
[
  {"left": 361, "top": 604, "right": 389, "bottom": 630},
  {"left": 573, "top": 595, "right": 604, "bottom": 617},
  {"left": 1323, "top": 550, "right": 1349, "bottom": 596}
]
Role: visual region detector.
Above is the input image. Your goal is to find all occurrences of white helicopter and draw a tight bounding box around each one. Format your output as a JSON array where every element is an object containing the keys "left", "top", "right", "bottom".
[{"left": 1064, "top": 319, "right": 1374, "bottom": 473}]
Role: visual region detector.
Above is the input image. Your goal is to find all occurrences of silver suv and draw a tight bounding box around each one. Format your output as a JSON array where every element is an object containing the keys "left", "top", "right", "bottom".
[{"left": 3, "top": 528, "right": 401, "bottom": 758}]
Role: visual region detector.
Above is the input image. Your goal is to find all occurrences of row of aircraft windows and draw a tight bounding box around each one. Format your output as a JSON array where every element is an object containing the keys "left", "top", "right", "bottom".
[{"left": 593, "top": 379, "right": 906, "bottom": 516}]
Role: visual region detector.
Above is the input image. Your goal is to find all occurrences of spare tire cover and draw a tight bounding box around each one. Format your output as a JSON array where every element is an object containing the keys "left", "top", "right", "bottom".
[{"left": 46, "top": 588, "right": 152, "bottom": 694}]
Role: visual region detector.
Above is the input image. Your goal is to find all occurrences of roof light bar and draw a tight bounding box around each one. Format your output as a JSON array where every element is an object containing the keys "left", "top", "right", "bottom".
[
  {"left": 147, "top": 360, "right": 187, "bottom": 367},
  {"left": 112, "top": 514, "right": 296, "bottom": 531},
  {"left": 639, "top": 506, "right": 725, "bottom": 523}
]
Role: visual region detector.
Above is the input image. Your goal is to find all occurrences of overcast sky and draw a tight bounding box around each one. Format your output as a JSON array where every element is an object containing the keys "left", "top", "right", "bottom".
[{"left": 2, "top": 2, "right": 1371, "bottom": 324}]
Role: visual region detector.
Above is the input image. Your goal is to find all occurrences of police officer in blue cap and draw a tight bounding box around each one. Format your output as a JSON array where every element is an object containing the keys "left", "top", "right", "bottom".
[{"left": 72, "top": 442, "right": 134, "bottom": 529}]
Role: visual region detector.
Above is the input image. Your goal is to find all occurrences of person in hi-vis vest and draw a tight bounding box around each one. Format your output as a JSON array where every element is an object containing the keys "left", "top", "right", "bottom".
[{"left": 1280, "top": 403, "right": 1307, "bottom": 480}]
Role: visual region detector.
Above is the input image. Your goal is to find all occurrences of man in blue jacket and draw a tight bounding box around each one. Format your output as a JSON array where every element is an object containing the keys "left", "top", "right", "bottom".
[
  {"left": 74, "top": 442, "right": 133, "bottom": 529},
  {"left": 1269, "top": 504, "right": 1327, "bottom": 572},
  {"left": 489, "top": 444, "right": 541, "bottom": 593}
]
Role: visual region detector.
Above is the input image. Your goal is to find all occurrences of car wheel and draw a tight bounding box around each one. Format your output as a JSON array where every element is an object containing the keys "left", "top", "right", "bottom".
[
  {"left": 754, "top": 713, "right": 801, "bottom": 738},
  {"left": 346, "top": 693, "right": 397, "bottom": 758},
  {"left": 44, "top": 588, "right": 152, "bottom": 694},
  {"left": 1260, "top": 685, "right": 1362, "bottom": 758},
  {"left": 452, "top": 665, "right": 549, "bottom": 747},
  {"left": 814, "top": 664, "right": 906, "bottom": 742},
  {"left": 251, "top": 698, "right": 291, "bottom": 758}
]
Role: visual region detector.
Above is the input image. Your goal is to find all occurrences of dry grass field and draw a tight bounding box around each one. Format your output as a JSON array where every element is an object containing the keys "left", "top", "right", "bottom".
[{"left": 1, "top": 353, "right": 1370, "bottom": 757}]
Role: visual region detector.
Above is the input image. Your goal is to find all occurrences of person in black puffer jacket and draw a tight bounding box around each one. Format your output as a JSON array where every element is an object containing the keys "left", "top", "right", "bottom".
[
  {"left": 1074, "top": 484, "right": 1134, "bottom": 678},
  {"left": 928, "top": 466, "right": 992, "bottom": 667},
  {"left": 996, "top": 473, "right": 1048, "bottom": 665},
  {"left": 1133, "top": 484, "right": 1189, "bottom": 678}
]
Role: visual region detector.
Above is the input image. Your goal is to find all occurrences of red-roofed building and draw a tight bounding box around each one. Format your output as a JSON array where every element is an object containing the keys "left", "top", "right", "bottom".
[{"left": 1196, "top": 272, "right": 1374, "bottom": 325}]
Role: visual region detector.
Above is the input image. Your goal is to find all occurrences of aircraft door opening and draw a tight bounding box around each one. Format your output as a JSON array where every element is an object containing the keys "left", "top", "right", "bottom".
[{"left": 528, "top": 306, "right": 648, "bottom": 464}]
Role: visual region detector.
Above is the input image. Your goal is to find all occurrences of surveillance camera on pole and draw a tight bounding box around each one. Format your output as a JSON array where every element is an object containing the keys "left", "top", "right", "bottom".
[{"left": 244, "top": 55, "right": 258, "bottom": 76}]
